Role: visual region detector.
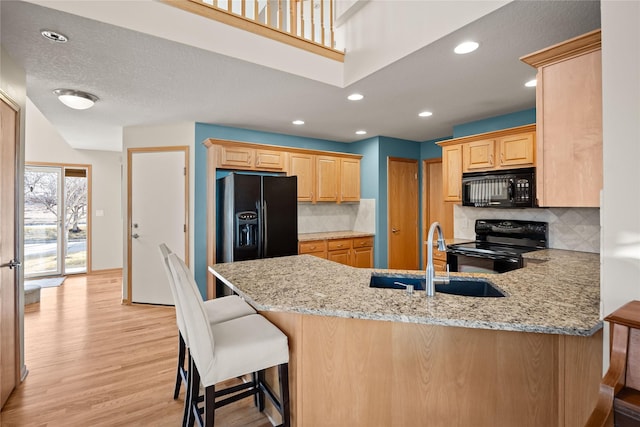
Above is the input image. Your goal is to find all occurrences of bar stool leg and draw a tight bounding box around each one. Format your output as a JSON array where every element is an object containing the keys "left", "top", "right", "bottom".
[
  {"left": 181, "top": 353, "right": 192, "bottom": 427},
  {"left": 188, "top": 358, "right": 200, "bottom": 427},
  {"left": 279, "top": 363, "right": 290, "bottom": 427},
  {"left": 257, "top": 370, "right": 266, "bottom": 412},
  {"left": 204, "top": 385, "right": 216, "bottom": 427},
  {"left": 174, "top": 333, "right": 187, "bottom": 399}
]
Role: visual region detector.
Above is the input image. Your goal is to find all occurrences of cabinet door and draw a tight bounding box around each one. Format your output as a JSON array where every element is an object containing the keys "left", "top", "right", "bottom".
[
  {"left": 442, "top": 145, "right": 463, "bottom": 202},
  {"left": 538, "top": 50, "right": 602, "bottom": 207},
  {"left": 340, "top": 158, "right": 360, "bottom": 202},
  {"left": 218, "top": 145, "right": 254, "bottom": 169},
  {"left": 289, "top": 153, "right": 315, "bottom": 202},
  {"left": 352, "top": 247, "right": 373, "bottom": 268},
  {"left": 499, "top": 133, "right": 535, "bottom": 168},
  {"left": 316, "top": 156, "right": 340, "bottom": 202},
  {"left": 327, "top": 249, "right": 351, "bottom": 265},
  {"left": 463, "top": 139, "right": 495, "bottom": 171},
  {"left": 256, "top": 149, "right": 286, "bottom": 171}
]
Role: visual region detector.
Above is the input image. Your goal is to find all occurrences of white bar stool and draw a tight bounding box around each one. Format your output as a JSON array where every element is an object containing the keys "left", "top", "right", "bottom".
[
  {"left": 168, "top": 253, "right": 290, "bottom": 427},
  {"left": 159, "top": 244, "right": 256, "bottom": 426}
]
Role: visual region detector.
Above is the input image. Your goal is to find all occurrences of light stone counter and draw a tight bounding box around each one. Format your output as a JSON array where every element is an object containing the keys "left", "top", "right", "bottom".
[{"left": 209, "top": 248, "right": 602, "bottom": 336}]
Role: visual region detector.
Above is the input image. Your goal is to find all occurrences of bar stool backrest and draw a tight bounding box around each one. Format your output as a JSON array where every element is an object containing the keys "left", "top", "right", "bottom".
[
  {"left": 167, "top": 253, "right": 217, "bottom": 383},
  {"left": 159, "top": 243, "right": 190, "bottom": 347}
]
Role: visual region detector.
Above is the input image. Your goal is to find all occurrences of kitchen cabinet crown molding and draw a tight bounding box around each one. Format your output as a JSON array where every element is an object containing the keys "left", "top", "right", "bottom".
[
  {"left": 436, "top": 124, "right": 536, "bottom": 147},
  {"left": 203, "top": 137, "right": 362, "bottom": 160},
  {"left": 520, "top": 29, "right": 601, "bottom": 68}
]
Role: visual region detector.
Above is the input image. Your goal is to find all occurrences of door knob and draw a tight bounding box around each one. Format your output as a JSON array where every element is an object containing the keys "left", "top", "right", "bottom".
[
  {"left": 132, "top": 233, "right": 140, "bottom": 239},
  {"left": 1, "top": 259, "right": 21, "bottom": 269},
  {"left": 392, "top": 228, "right": 399, "bottom": 233}
]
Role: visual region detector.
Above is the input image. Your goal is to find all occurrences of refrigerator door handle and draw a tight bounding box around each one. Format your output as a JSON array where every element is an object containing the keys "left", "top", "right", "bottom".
[{"left": 262, "top": 200, "right": 268, "bottom": 257}]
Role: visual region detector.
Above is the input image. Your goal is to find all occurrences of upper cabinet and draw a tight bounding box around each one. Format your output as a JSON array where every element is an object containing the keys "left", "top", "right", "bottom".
[
  {"left": 289, "top": 152, "right": 315, "bottom": 202},
  {"left": 521, "top": 29, "right": 602, "bottom": 207},
  {"left": 438, "top": 124, "right": 536, "bottom": 202},
  {"left": 442, "top": 145, "right": 463, "bottom": 202},
  {"left": 217, "top": 145, "right": 287, "bottom": 171},
  {"left": 340, "top": 158, "right": 361, "bottom": 202},
  {"left": 206, "top": 139, "right": 361, "bottom": 204}
]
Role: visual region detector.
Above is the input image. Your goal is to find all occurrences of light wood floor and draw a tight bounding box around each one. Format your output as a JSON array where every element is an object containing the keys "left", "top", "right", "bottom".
[{"left": 1, "top": 272, "right": 272, "bottom": 427}]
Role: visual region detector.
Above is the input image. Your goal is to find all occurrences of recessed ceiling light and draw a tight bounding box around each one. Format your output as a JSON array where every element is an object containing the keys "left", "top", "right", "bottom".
[
  {"left": 454, "top": 41, "right": 479, "bottom": 54},
  {"left": 53, "top": 89, "right": 98, "bottom": 110},
  {"left": 525, "top": 79, "right": 537, "bottom": 88},
  {"left": 347, "top": 93, "right": 364, "bottom": 101},
  {"left": 355, "top": 130, "right": 367, "bottom": 135},
  {"left": 418, "top": 111, "right": 433, "bottom": 117},
  {"left": 41, "top": 30, "right": 68, "bottom": 43},
  {"left": 292, "top": 120, "right": 305, "bottom": 125}
]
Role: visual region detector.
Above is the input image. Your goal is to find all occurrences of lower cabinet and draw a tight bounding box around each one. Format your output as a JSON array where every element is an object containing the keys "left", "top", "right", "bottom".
[
  {"left": 432, "top": 249, "right": 448, "bottom": 272},
  {"left": 299, "top": 236, "right": 374, "bottom": 268}
]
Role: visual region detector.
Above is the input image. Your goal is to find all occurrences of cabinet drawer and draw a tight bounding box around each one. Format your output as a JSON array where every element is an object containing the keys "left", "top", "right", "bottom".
[
  {"left": 328, "top": 239, "right": 352, "bottom": 251},
  {"left": 352, "top": 236, "right": 373, "bottom": 248},
  {"left": 299, "top": 240, "right": 327, "bottom": 254}
]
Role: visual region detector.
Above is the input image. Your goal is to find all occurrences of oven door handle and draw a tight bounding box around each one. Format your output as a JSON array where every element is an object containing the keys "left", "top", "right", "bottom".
[{"left": 448, "top": 250, "right": 519, "bottom": 263}]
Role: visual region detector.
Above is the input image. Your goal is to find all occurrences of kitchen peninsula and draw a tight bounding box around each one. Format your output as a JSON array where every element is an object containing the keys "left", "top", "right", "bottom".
[{"left": 209, "top": 249, "right": 602, "bottom": 427}]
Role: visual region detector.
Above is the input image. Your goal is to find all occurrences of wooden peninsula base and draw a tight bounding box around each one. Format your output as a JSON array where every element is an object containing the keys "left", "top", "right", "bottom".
[{"left": 262, "top": 312, "right": 602, "bottom": 427}]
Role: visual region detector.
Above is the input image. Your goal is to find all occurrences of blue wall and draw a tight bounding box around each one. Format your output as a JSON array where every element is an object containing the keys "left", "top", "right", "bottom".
[{"left": 452, "top": 108, "right": 536, "bottom": 138}]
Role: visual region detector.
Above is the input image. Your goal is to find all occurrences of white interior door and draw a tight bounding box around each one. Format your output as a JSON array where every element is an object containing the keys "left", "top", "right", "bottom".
[{"left": 130, "top": 149, "right": 187, "bottom": 305}]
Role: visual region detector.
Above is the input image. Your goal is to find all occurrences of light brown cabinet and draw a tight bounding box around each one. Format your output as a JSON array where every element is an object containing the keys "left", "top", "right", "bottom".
[
  {"left": 300, "top": 235, "right": 374, "bottom": 268},
  {"left": 464, "top": 139, "right": 496, "bottom": 171},
  {"left": 438, "top": 125, "right": 536, "bottom": 203},
  {"left": 289, "top": 154, "right": 361, "bottom": 203},
  {"left": 316, "top": 156, "right": 340, "bottom": 202},
  {"left": 442, "top": 145, "right": 463, "bottom": 202},
  {"left": 289, "top": 152, "right": 315, "bottom": 202},
  {"left": 340, "top": 158, "right": 361, "bottom": 202},
  {"left": 217, "top": 145, "right": 287, "bottom": 171},
  {"left": 298, "top": 239, "right": 327, "bottom": 259},
  {"left": 521, "top": 29, "right": 602, "bottom": 207},
  {"left": 463, "top": 133, "right": 535, "bottom": 172},
  {"left": 499, "top": 132, "right": 535, "bottom": 168}
]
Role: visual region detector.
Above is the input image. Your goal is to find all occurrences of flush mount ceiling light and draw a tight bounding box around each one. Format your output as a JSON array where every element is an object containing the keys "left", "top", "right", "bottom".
[
  {"left": 454, "top": 41, "right": 479, "bottom": 54},
  {"left": 53, "top": 89, "right": 99, "bottom": 110},
  {"left": 41, "top": 29, "right": 68, "bottom": 43},
  {"left": 525, "top": 79, "right": 537, "bottom": 87},
  {"left": 418, "top": 111, "right": 433, "bottom": 117},
  {"left": 347, "top": 93, "right": 364, "bottom": 101},
  {"left": 292, "top": 120, "right": 305, "bottom": 125},
  {"left": 355, "top": 130, "right": 367, "bottom": 135}
]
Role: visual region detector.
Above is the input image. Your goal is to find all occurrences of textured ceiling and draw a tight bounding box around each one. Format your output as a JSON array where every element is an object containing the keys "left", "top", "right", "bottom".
[{"left": 0, "top": 0, "right": 601, "bottom": 151}]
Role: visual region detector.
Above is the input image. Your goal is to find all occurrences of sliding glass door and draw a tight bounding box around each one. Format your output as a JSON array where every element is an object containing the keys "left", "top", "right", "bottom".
[{"left": 24, "top": 165, "right": 88, "bottom": 277}]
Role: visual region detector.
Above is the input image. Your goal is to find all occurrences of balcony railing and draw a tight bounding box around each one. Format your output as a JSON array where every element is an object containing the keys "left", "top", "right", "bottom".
[{"left": 163, "top": 0, "right": 344, "bottom": 61}]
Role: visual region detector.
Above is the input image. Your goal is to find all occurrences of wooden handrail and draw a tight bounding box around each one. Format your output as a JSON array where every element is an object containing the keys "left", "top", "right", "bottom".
[{"left": 162, "top": 0, "right": 344, "bottom": 62}]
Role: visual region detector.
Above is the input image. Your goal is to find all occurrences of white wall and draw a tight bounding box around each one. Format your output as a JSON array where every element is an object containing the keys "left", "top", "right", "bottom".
[
  {"left": 1, "top": 44, "right": 27, "bottom": 379},
  {"left": 24, "top": 99, "right": 123, "bottom": 272},
  {"left": 121, "top": 122, "right": 195, "bottom": 300},
  {"left": 338, "top": 0, "right": 508, "bottom": 85},
  {"left": 601, "top": 1, "right": 640, "bottom": 368}
]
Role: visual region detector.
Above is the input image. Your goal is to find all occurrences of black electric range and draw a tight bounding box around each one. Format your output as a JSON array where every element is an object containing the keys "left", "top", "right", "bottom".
[{"left": 447, "top": 219, "right": 548, "bottom": 274}]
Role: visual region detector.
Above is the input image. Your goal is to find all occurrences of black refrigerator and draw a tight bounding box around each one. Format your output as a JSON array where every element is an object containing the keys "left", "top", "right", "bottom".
[{"left": 217, "top": 173, "right": 298, "bottom": 263}]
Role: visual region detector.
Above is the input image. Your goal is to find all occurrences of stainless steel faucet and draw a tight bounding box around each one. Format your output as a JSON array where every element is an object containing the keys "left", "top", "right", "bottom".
[{"left": 425, "top": 222, "right": 450, "bottom": 297}]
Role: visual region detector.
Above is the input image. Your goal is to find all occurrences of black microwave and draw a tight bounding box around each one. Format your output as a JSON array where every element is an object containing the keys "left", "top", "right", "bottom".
[{"left": 462, "top": 167, "right": 536, "bottom": 208}]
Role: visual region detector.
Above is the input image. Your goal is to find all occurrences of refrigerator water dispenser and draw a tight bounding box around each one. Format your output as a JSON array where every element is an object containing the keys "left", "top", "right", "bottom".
[{"left": 236, "top": 211, "right": 258, "bottom": 248}]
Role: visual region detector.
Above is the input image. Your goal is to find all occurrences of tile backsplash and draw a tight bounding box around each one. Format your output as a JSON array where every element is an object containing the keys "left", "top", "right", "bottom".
[
  {"left": 298, "top": 199, "right": 376, "bottom": 234},
  {"left": 454, "top": 205, "right": 601, "bottom": 253}
]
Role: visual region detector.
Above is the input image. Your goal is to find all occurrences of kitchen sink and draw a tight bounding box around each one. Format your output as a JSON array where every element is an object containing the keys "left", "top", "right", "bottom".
[{"left": 369, "top": 274, "right": 506, "bottom": 297}]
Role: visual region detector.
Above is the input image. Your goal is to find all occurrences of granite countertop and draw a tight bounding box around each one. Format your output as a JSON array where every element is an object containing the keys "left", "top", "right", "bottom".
[
  {"left": 209, "top": 249, "right": 602, "bottom": 337},
  {"left": 298, "top": 231, "right": 374, "bottom": 241}
]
